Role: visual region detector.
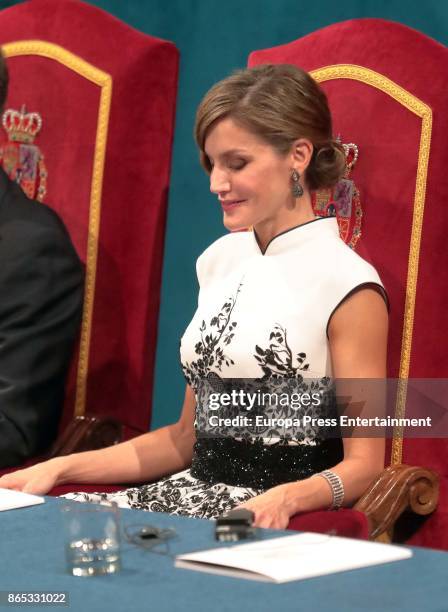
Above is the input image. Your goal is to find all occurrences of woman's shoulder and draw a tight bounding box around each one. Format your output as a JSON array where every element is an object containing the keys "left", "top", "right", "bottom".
[
  {"left": 331, "top": 238, "right": 381, "bottom": 283},
  {"left": 305, "top": 219, "right": 379, "bottom": 278},
  {"left": 315, "top": 231, "right": 388, "bottom": 309},
  {"left": 201, "top": 230, "right": 252, "bottom": 256},
  {"left": 196, "top": 231, "right": 253, "bottom": 285}
]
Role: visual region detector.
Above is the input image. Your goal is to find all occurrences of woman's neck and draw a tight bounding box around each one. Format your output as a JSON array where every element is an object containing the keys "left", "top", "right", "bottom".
[{"left": 254, "top": 195, "right": 316, "bottom": 253}]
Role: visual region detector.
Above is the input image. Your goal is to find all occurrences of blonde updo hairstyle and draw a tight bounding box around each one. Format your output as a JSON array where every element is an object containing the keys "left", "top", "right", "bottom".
[{"left": 194, "top": 64, "right": 346, "bottom": 191}]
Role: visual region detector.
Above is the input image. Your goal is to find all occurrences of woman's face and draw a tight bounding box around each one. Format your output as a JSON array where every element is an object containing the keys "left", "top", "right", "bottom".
[{"left": 204, "top": 117, "right": 295, "bottom": 232}]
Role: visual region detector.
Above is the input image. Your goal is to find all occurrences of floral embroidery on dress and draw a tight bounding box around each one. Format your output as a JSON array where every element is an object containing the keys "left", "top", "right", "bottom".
[
  {"left": 182, "top": 283, "right": 242, "bottom": 390},
  {"left": 180, "top": 280, "right": 336, "bottom": 444},
  {"left": 254, "top": 324, "right": 310, "bottom": 380},
  {"left": 62, "top": 469, "right": 259, "bottom": 520},
  {"left": 250, "top": 324, "right": 335, "bottom": 443}
]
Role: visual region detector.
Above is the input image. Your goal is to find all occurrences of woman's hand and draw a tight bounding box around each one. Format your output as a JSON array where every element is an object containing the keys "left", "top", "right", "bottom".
[
  {"left": 0, "top": 459, "right": 62, "bottom": 495},
  {"left": 236, "top": 484, "right": 294, "bottom": 529}
]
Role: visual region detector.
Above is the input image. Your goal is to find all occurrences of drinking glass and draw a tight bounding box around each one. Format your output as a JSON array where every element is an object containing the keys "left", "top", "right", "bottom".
[{"left": 62, "top": 501, "right": 121, "bottom": 577}]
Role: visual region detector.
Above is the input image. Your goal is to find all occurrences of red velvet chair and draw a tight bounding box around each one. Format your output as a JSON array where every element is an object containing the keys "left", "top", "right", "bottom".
[
  {"left": 249, "top": 18, "right": 447, "bottom": 549},
  {"left": 0, "top": 0, "right": 179, "bottom": 464}
]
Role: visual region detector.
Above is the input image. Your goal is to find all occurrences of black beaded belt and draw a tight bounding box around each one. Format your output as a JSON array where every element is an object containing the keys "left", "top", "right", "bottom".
[{"left": 190, "top": 437, "right": 343, "bottom": 490}]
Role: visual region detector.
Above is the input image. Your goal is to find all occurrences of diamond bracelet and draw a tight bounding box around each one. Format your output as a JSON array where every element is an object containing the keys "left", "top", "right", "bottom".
[{"left": 316, "top": 469, "right": 344, "bottom": 510}]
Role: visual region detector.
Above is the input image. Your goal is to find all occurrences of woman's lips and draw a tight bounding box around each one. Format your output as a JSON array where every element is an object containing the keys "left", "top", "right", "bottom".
[{"left": 220, "top": 200, "right": 245, "bottom": 212}]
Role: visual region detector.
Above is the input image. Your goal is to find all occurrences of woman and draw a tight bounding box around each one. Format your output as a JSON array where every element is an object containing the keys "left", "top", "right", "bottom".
[{"left": 0, "top": 64, "right": 388, "bottom": 529}]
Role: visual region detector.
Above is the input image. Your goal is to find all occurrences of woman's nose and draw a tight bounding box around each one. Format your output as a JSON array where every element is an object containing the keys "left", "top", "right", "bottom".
[{"left": 210, "top": 167, "right": 230, "bottom": 194}]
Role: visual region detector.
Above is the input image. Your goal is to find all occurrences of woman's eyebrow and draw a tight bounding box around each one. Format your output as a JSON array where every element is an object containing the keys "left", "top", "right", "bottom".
[{"left": 205, "top": 148, "right": 249, "bottom": 159}]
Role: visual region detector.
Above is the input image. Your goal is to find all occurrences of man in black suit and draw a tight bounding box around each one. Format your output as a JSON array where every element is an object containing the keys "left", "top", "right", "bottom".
[{"left": 0, "top": 51, "right": 84, "bottom": 468}]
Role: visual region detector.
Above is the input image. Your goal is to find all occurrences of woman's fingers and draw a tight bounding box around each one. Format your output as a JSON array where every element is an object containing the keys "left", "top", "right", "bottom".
[
  {"left": 0, "top": 465, "right": 57, "bottom": 496},
  {"left": 0, "top": 472, "right": 25, "bottom": 491}
]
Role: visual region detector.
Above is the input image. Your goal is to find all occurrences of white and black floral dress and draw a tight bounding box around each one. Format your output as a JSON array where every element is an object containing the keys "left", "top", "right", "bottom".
[{"left": 65, "top": 218, "right": 386, "bottom": 518}]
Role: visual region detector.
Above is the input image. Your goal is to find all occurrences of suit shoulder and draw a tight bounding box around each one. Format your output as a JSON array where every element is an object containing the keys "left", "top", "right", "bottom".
[
  {"left": 16, "top": 199, "right": 66, "bottom": 233},
  {"left": 1, "top": 178, "right": 66, "bottom": 229},
  {"left": 0, "top": 189, "right": 75, "bottom": 254}
]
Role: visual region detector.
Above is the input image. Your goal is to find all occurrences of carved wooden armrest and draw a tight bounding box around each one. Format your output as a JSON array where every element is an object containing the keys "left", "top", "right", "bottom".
[
  {"left": 353, "top": 464, "right": 439, "bottom": 541},
  {"left": 47, "top": 414, "right": 123, "bottom": 458}
]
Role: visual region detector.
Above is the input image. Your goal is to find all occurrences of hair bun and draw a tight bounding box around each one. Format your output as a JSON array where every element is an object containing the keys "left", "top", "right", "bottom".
[{"left": 307, "top": 140, "right": 346, "bottom": 191}]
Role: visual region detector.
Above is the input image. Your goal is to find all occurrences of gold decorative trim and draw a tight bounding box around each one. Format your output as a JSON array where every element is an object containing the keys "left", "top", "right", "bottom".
[
  {"left": 2, "top": 40, "right": 113, "bottom": 418},
  {"left": 311, "top": 65, "right": 432, "bottom": 464}
]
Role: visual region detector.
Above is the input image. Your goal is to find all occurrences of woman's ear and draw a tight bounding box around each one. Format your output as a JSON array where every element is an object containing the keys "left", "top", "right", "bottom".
[{"left": 290, "top": 138, "right": 313, "bottom": 173}]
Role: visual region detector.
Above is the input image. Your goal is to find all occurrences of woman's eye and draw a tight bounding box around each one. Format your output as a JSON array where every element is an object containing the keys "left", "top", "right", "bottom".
[{"left": 229, "top": 160, "right": 247, "bottom": 170}]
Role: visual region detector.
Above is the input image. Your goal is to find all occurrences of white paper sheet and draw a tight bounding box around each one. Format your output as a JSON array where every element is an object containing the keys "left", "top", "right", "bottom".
[
  {"left": 0, "top": 488, "right": 44, "bottom": 511},
  {"left": 175, "top": 532, "right": 412, "bottom": 583}
]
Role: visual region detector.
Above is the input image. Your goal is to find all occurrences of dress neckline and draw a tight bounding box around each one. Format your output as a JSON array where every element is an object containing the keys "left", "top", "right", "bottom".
[{"left": 253, "top": 216, "right": 338, "bottom": 256}]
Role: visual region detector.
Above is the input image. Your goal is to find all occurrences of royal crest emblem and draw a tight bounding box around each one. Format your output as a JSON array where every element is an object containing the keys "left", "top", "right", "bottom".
[
  {"left": 0, "top": 104, "right": 47, "bottom": 201},
  {"left": 311, "top": 141, "right": 362, "bottom": 249}
]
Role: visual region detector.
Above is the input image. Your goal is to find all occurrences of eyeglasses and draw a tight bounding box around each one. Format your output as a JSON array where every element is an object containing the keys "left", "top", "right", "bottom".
[{"left": 123, "top": 524, "right": 177, "bottom": 557}]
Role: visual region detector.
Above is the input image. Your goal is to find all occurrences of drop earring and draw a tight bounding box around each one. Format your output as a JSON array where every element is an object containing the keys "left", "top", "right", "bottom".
[{"left": 291, "top": 169, "right": 303, "bottom": 198}]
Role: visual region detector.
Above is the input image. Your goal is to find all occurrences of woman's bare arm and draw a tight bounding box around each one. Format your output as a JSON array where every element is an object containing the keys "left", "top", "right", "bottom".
[
  {"left": 239, "top": 287, "right": 388, "bottom": 527},
  {"left": 0, "top": 385, "right": 197, "bottom": 495}
]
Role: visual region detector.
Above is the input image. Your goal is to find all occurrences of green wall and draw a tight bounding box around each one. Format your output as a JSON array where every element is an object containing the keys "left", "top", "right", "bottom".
[{"left": 4, "top": 0, "right": 447, "bottom": 428}]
